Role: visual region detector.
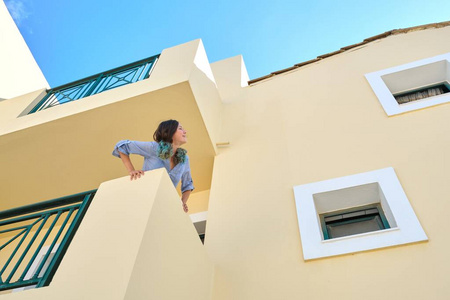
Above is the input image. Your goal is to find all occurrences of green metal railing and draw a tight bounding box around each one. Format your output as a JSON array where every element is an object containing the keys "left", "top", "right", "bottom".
[
  {"left": 0, "top": 190, "right": 96, "bottom": 292},
  {"left": 28, "top": 55, "right": 159, "bottom": 114}
]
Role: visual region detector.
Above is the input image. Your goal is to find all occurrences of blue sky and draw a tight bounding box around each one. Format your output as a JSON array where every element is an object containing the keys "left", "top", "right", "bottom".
[{"left": 5, "top": 0, "right": 450, "bottom": 87}]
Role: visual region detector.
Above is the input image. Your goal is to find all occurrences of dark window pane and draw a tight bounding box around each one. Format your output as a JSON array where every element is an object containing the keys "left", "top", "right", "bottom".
[
  {"left": 327, "top": 215, "right": 384, "bottom": 239},
  {"left": 394, "top": 83, "right": 450, "bottom": 104}
]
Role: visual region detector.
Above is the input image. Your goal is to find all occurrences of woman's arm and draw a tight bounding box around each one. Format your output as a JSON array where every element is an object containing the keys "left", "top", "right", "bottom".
[
  {"left": 181, "top": 190, "right": 191, "bottom": 213},
  {"left": 119, "top": 151, "right": 144, "bottom": 180},
  {"left": 180, "top": 156, "right": 194, "bottom": 213}
]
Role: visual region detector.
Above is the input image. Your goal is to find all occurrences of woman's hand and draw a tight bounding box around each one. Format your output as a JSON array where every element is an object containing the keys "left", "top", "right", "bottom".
[
  {"left": 181, "top": 198, "right": 189, "bottom": 213},
  {"left": 182, "top": 201, "right": 188, "bottom": 213},
  {"left": 129, "top": 170, "right": 145, "bottom": 180},
  {"left": 119, "top": 152, "right": 143, "bottom": 180}
]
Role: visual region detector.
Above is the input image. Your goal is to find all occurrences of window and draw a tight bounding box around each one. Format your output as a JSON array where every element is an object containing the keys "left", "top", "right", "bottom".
[
  {"left": 365, "top": 53, "right": 450, "bottom": 116},
  {"left": 293, "top": 168, "right": 428, "bottom": 260}
]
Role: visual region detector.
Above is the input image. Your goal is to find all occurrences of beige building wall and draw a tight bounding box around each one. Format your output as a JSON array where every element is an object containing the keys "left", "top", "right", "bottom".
[
  {"left": 1, "top": 21, "right": 450, "bottom": 300},
  {"left": 0, "top": 1, "right": 49, "bottom": 100},
  {"left": 206, "top": 25, "right": 450, "bottom": 300},
  {"left": 188, "top": 189, "right": 210, "bottom": 214}
]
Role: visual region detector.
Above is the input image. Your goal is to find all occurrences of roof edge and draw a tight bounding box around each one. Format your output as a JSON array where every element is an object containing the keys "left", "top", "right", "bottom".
[{"left": 248, "top": 21, "right": 450, "bottom": 85}]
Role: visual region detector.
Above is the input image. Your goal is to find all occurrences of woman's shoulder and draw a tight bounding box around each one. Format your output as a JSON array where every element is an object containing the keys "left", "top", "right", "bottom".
[{"left": 148, "top": 141, "right": 159, "bottom": 152}]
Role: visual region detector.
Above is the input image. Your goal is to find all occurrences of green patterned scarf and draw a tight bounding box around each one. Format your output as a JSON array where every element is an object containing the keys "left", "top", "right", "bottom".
[{"left": 158, "top": 141, "right": 187, "bottom": 164}]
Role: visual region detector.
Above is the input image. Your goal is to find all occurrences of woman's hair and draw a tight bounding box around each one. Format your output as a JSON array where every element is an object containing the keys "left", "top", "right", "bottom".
[{"left": 153, "top": 119, "right": 179, "bottom": 143}]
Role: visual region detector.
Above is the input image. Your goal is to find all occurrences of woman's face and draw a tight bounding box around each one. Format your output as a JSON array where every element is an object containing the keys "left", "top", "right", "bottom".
[{"left": 172, "top": 123, "right": 187, "bottom": 145}]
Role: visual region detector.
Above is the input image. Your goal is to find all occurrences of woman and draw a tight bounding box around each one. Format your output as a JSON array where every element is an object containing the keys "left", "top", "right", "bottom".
[{"left": 112, "top": 120, "right": 194, "bottom": 212}]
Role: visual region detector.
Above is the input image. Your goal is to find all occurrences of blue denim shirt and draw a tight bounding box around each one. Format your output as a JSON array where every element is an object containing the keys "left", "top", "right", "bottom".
[{"left": 112, "top": 140, "right": 194, "bottom": 193}]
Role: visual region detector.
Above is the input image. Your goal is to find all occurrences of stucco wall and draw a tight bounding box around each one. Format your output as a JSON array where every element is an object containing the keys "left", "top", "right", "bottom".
[
  {"left": 2, "top": 23, "right": 450, "bottom": 300},
  {"left": 188, "top": 189, "right": 210, "bottom": 214},
  {"left": 206, "top": 26, "right": 450, "bottom": 300}
]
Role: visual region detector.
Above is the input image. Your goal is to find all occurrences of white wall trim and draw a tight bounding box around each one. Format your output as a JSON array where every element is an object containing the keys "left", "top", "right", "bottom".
[
  {"left": 293, "top": 168, "right": 428, "bottom": 260},
  {"left": 189, "top": 211, "right": 208, "bottom": 223}
]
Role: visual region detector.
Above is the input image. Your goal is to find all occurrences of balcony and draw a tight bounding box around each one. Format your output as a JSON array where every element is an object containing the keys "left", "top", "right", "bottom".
[
  {"left": 28, "top": 55, "right": 159, "bottom": 114},
  {"left": 0, "top": 191, "right": 96, "bottom": 292},
  {"left": 0, "top": 39, "right": 222, "bottom": 213},
  {"left": 0, "top": 170, "right": 214, "bottom": 299}
]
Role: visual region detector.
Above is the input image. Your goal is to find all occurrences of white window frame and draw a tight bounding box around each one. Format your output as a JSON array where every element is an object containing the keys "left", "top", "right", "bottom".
[
  {"left": 293, "top": 168, "right": 427, "bottom": 260},
  {"left": 365, "top": 53, "right": 450, "bottom": 116}
]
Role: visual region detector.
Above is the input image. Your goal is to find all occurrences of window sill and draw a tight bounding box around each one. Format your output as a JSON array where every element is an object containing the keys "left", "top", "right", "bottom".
[{"left": 320, "top": 227, "right": 400, "bottom": 244}]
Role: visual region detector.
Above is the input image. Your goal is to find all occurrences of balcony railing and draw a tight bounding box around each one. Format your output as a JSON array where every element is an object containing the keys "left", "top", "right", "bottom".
[
  {"left": 0, "top": 190, "right": 96, "bottom": 292},
  {"left": 28, "top": 55, "right": 159, "bottom": 114}
]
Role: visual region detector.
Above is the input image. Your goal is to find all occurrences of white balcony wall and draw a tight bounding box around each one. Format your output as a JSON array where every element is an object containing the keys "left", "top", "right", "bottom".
[{"left": 0, "top": 1, "right": 49, "bottom": 100}]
